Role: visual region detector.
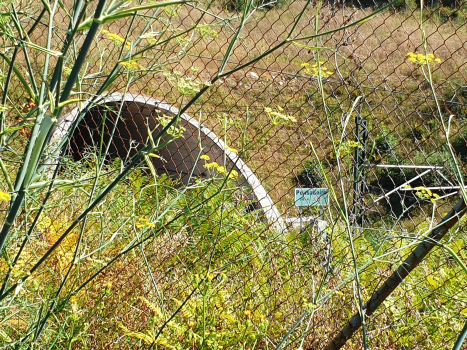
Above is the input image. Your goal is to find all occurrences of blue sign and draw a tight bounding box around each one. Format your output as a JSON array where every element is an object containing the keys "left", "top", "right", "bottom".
[{"left": 295, "top": 188, "right": 329, "bottom": 207}]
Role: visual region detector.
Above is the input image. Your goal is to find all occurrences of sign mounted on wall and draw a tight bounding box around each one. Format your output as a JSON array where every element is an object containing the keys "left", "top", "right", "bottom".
[{"left": 294, "top": 188, "right": 329, "bottom": 207}]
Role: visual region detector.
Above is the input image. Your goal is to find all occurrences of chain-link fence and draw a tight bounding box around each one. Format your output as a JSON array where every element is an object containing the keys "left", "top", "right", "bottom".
[{"left": 1, "top": 0, "right": 467, "bottom": 348}]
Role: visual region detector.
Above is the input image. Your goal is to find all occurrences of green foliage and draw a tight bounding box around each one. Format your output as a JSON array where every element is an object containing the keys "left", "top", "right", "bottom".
[
  {"left": 441, "top": 82, "right": 467, "bottom": 120},
  {"left": 452, "top": 129, "right": 467, "bottom": 162},
  {"left": 220, "top": 0, "right": 287, "bottom": 12},
  {"left": 120, "top": 274, "right": 269, "bottom": 348},
  {"left": 293, "top": 160, "right": 323, "bottom": 188},
  {"left": 374, "top": 125, "right": 397, "bottom": 161},
  {"left": 426, "top": 6, "right": 467, "bottom": 24}
]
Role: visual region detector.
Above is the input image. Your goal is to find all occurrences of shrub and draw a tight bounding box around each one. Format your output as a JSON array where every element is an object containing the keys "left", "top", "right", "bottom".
[{"left": 293, "top": 160, "right": 324, "bottom": 188}]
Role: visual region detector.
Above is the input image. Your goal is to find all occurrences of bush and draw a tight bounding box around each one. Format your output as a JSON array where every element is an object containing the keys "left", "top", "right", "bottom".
[{"left": 293, "top": 160, "right": 323, "bottom": 188}]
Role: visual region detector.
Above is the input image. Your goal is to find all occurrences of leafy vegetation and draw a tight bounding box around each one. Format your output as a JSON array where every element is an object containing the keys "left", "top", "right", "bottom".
[{"left": 1, "top": 0, "right": 467, "bottom": 348}]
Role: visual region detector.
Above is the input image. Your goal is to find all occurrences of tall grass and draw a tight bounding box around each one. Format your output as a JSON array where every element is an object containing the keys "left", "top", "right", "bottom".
[{"left": 1, "top": 0, "right": 467, "bottom": 348}]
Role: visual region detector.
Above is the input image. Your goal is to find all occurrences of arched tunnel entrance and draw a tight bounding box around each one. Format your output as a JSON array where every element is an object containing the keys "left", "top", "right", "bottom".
[{"left": 52, "top": 93, "right": 284, "bottom": 230}]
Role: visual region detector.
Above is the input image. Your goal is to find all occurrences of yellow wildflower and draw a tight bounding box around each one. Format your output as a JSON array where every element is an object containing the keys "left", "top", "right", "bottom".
[
  {"left": 224, "top": 146, "right": 238, "bottom": 154},
  {"left": 265, "top": 106, "right": 297, "bottom": 125},
  {"left": 102, "top": 30, "right": 131, "bottom": 49},
  {"left": 302, "top": 61, "right": 333, "bottom": 78},
  {"left": 406, "top": 52, "right": 442, "bottom": 65},
  {"left": 204, "top": 162, "right": 219, "bottom": 170},
  {"left": 37, "top": 216, "right": 77, "bottom": 274},
  {"left": 338, "top": 141, "right": 363, "bottom": 157},
  {"left": 157, "top": 114, "right": 185, "bottom": 139},
  {"left": 0, "top": 190, "right": 11, "bottom": 201},
  {"left": 119, "top": 60, "right": 144, "bottom": 71},
  {"left": 414, "top": 186, "right": 440, "bottom": 204},
  {"left": 228, "top": 170, "right": 239, "bottom": 180},
  {"left": 195, "top": 24, "right": 218, "bottom": 39},
  {"left": 164, "top": 71, "right": 209, "bottom": 96},
  {"left": 135, "top": 217, "right": 155, "bottom": 229},
  {"left": 216, "top": 166, "right": 227, "bottom": 174},
  {"left": 200, "top": 154, "right": 210, "bottom": 161},
  {"left": 70, "top": 295, "right": 78, "bottom": 314}
]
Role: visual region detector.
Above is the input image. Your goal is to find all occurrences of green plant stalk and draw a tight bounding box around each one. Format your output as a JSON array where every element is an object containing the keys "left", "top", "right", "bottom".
[
  {"left": 76, "top": 0, "right": 189, "bottom": 31},
  {"left": 0, "top": 159, "right": 64, "bottom": 295},
  {"left": 38, "top": 0, "right": 60, "bottom": 109},
  {"left": 139, "top": 241, "right": 168, "bottom": 319},
  {"left": 453, "top": 322, "right": 467, "bottom": 350},
  {"left": 418, "top": 3, "right": 466, "bottom": 202},
  {"left": 0, "top": 157, "right": 13, "bottom": 192},
  {"left": 416, "top": 4, "right": 467, "bottom": 347},
  {"left": 310, "top": 3, "right": 367, "bottom": 342},
  {"left": 218, "top": 0, "right": 253, "bottom": 74},
  {"left": 58, "top": 0, "right": 108, "bottom": 108},
  {"left": 147, "top": 281, "right": 202, "bottom": 350},
  {"left": 33, "top": 162, "right": 240, "bottom": 343},
  {"left": 324, "top": 198, "right": 467, "bottom": 350},
  {"left": 200, "top": 169, "right": 232, "bottom": 348},
  {"left": 0, "top": 109, "right": 47, "bottom": 255},
  {"left": 9, "top": 7, "right": 39, "bottom": 97},
  {"left": 0, "top": 0, "right": 109, "bottom": 255},
  {"left": 30, "top": 81, "right": 135, "bottom": 340},
  {"left": 49, "top": 0, "right": 87, "bottom": 93},
  {"left": 0, "top": 53, "right": 35, "bottom": 102}
]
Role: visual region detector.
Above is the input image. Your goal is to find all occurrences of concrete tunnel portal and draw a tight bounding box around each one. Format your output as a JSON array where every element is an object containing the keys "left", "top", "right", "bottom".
[{"left": 52, "top": 93, "right": 284, "bottom": 229}]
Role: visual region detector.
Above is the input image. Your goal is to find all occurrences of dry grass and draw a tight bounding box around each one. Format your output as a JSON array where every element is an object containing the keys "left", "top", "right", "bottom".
[
  {"left": 7, "top": 0, "right": 466, "bottom": 215},
  {"left": 3, "top": 1, "right": 467, "bottom": 348}
]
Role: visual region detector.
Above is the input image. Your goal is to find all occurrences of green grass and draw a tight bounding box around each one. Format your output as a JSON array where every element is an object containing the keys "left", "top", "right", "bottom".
[{"left": 1, "top": 0, "right": 467, "bottom": 348}]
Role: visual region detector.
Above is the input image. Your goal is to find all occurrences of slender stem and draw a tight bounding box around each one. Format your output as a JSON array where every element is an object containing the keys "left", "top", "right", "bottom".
[
  {"left": 453, "top": 322, "right": 467, "bottom": 350},
  {"left": 0, "top": 157, "right": 13, "bottom": 192},
  {"left": 324, "top": 199, "right": 466, "bottom": 350},
  {"left": 59, "top": 0, "right": 109, "bottom": 106}
]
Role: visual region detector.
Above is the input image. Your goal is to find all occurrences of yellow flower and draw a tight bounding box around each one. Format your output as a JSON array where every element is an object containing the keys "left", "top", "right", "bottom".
[
  {"left": 70, "top": 296, "right": 78, "bottom": 314},
  {"left": 302, "top": 61, "right": 333, "bottom": 78},
  {"left": 0, "top": 190, "right": 11, "bottom": 201},
  {"left": 204, "top": 161, "right": 231, "bottom": 176},
  {"left": 406, "top": 52, "right": 442, "bottom": 65},
  {"left": 265, "top": 106, "right": 297, "bottom": 125},
  {"left": 119, "top": 60, "right": 144, "bottom": 71},
  {"left": 228, "top": 170, "right": 239, "bottom": 180},
  {"left": 224, "top": 146, "right": 238, "bottom": 154},
  {"left": 102, "top": 30, "right": 131, "bottom": 49},
  {"left": 164, "top": 71, "right": 207, "bottom": 96},
  {"left": 204, "top": 162, "right": 219, "bottom": 170},
  {"left": 200, "top": 154, "right": 210, "bottom": 161},
  {"left": 135, "top": 217, "right": 155, "bottom": 229}
]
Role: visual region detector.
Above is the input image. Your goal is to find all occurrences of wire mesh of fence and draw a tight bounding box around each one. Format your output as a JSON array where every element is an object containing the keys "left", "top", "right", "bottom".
[{"left": 1, "top": 0, "right": 467, "bottom": 348}]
